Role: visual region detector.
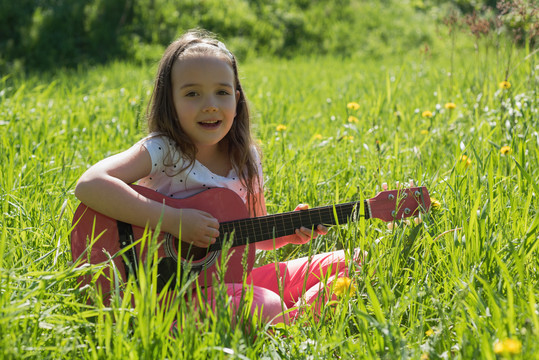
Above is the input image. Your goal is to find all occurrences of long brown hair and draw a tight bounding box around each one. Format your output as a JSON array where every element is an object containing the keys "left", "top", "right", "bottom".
[{"left": 146, "top": 29, "right": 261, "bottom": 214}]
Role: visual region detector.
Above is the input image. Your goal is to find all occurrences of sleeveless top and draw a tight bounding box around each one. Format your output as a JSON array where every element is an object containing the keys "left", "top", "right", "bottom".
[{"left": 137, "top": 133, "right": 263, "bottom": 203}]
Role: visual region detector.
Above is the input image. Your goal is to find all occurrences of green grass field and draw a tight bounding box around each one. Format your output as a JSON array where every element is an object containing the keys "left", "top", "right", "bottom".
[{"left": 1, "top": 31, "right": 538, "bottom": 359}]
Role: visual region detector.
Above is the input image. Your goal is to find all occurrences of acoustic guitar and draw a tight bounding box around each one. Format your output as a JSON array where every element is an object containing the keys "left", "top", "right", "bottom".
[{"left": 71, "top": 185, "right": 431, "bottom": 297}]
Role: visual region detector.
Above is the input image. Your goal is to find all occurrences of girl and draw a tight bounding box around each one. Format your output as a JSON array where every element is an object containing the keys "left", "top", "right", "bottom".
[{"left": 75, "top": 29, "right": 361, "bottom": 324}]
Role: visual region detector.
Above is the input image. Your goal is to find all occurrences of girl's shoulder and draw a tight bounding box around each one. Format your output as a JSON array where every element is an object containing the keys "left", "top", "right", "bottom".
[
  {"left": 139, "top": 132, "right": 183, "bottom": 170},
  {"left": 140, "top": 132, "right": 172, "bottom": 145},
  {"left": 139, "top": 132, "right": 177, "bottom": 153},
  {"left": 249, "top": 143, "right": 262, "bottom": 160}
]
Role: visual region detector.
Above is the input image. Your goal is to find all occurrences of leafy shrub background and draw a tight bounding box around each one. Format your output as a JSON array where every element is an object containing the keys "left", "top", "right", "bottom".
[
  {"left": 1, "top": 0, "right": 535, "bottom": 72},
  {"left": 0, "top": 0, "right": 494, "bottom": 72}
]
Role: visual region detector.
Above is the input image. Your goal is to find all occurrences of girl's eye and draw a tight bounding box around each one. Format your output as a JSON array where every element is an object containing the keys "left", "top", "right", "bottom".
[
  {"left": 217, "top": 90, "right": 231, "bottom": 95},
  {"left": 185, "top": 91, "right": 198, "bottom": 97}
]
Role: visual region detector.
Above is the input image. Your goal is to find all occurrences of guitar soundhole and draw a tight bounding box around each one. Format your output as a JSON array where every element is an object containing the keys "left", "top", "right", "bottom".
[
  {"left": 164, "top": 233, "right": 210, "bottom": 262},
  {"left": 179, "top": 242, "right": 210, "bottom": 261}
]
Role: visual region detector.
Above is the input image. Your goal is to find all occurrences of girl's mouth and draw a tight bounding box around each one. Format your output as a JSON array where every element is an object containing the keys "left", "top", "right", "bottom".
[{"left": 198, "top": 120, "right": 222, "bottom": 129}]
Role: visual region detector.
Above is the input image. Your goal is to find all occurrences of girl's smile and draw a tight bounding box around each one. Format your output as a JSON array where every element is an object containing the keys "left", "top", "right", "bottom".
[
  {"left": 171, "top": 55, "right": 239, "bottom": 154},
  {"left": 198, "top": 119, "right": 222, "bottom": 128}
]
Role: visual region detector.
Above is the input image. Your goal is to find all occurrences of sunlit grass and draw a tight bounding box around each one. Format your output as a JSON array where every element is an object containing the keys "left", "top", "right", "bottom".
[{"left": 1, "top": 37, "right": 538, "bottom": 358}]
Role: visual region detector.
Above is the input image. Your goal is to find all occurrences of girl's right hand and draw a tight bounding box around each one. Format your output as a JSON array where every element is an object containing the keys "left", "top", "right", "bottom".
[{"left": 174, "top": 208, "right": 220, "bottom": 248}]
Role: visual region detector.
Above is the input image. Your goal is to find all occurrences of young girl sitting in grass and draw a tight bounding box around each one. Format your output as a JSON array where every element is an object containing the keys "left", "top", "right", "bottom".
[{"left": 75, "top": 29, "right": 362, "bottom": 324}]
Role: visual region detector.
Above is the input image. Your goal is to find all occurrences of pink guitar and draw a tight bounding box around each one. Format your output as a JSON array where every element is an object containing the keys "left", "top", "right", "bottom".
[{"left": 71, "top": 185, "right": 431, "bottom": 297}]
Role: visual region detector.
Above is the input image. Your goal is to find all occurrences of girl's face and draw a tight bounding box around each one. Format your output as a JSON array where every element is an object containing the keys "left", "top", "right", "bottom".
[{"left": 171, "top": 55, "right": 239, "bottom": 153}]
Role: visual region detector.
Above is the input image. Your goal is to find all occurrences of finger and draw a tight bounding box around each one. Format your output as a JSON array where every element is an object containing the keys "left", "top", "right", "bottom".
[
  {"left": 207, "top": 228, "right": 220, "bottom": 238},
  {"left": 198, "top": 210, "right": 219, "bottom": 222},
  {"left": 294, "top": 229, "right": 310, "bottom": 243},
  {"left": 195, "top": 237, "right": 215, "bottom": 248},
  {"left": 316, "top": 224, "right": 328, "bottom": 235},
  {"left": 199, "top": 214, "right": 219, "bottom": 230},
  {"left": 294, "top": 204, "right": 309, "bottom": 211},
  {"left": 207, "top": 219, "right": 220, "bottom": 230},
  {"left": 197, "top": 238, "right": 215, "bottom": 248}
]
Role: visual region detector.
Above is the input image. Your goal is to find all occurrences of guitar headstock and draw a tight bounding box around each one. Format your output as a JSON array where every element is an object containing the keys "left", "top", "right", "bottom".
[{"left": 367, "top": 186, "right": 431, "bottom": 222}]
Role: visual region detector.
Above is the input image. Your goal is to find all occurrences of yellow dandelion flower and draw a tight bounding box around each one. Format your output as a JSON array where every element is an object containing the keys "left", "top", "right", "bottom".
[
  {"left": 425, "top": 329, "right": 435, "bottom": 337},
  {"left": 343, "top": 135, "right": 354, "bottom": 141},
  {"left": 420, "top": 354, "right": 429, "bottom": 360},
  {"left": 420, "top": 129, "right": 429, "bottom": 135},
  {"left": 313, "top": 134, "right": 323, "bottom": 140},
  {"left": 459, "top": 155, "right": 472, "bottom": 169},
  {"left": 333, "top": 277, "right": 356, "bottom": 297},
  {"left": 347, "top": 102, "right": 360, "bottom": 111},
  {"left": 129, "top": 97, "right": 137, "bottom": 106},
  {"left": 276, "top": 124, "right": 287, "bottom": 132},
  {"left": 422, "top": 110, "right": 433, "bottom": 118},
  {"left": 430, "top": 198, "right": 442, "bottom": 212},
  {"left": 494, "top": 338, "right": 522, "bottom": 355},
  {"left": 500, "top": 146, "right": 512, "bottom": 155},
  {"left": 348, "top": 116, "right": 359, "bottom": 123},
  {"left": 499, "top": 81, "right": 511, "bottom": 90},
  {"left": 444, "top": 102, "right": 456, "bottom": 110}
]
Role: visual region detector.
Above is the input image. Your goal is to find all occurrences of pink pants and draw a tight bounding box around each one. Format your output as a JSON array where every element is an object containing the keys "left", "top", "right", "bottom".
[{"left": 197, "top": 249, "right": 362, "bottom": 323}]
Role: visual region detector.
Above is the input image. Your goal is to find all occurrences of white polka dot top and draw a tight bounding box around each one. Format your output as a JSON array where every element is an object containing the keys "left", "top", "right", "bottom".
[{"left": 137, "top": 133, "right": 263, "bottom": 204}]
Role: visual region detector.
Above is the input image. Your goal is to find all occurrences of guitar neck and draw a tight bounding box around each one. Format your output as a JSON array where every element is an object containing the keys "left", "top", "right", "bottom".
[{"left": 208, "top": 200, "right": 369, "bottom": 251}]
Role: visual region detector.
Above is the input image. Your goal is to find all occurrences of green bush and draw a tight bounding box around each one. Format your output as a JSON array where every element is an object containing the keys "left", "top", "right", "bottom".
[{"left": 4, "top": 0, "right": 533, "bottom": 72}]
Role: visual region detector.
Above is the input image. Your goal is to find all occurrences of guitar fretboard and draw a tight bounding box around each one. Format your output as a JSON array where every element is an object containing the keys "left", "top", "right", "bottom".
[{"left": 208, "top": 200, "right": 369, "bottom": 252}]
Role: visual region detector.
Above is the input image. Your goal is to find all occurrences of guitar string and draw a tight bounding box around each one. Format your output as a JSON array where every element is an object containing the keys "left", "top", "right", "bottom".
[
  {"left": 210, "top": 201, "right": 366, "bottom": 250},
  {"left": 222, "top": 205, "right": 343, "bottom": 241}
]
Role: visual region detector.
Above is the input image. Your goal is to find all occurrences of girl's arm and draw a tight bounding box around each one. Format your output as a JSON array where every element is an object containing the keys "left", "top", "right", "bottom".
[
  {"left": 251, "top": 192, "right": 327, "bottom": 251},
  {"left": 74, "top": 143, "right": 220, "bottom": 248}
]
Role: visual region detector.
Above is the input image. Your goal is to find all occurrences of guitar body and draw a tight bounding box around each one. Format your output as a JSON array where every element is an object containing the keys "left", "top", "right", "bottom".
[{"left": 71, "top": 185, "right": 254, "bottom": 298}]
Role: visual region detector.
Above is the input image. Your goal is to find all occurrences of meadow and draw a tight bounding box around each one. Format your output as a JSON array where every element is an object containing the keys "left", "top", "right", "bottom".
[{"left": 1, "top": 26, "right": 538, "bottom": 359}]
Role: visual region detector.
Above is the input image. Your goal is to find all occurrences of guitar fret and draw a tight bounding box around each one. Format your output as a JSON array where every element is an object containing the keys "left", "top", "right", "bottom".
[
  {"left": 239, "top": 219, "right": 245, "bottom": 244},
  {"left": 285, "top": 213, "right": 293, "bottom": 238},
  {"left": 257, "top": 214, "right": 265, "bottom": 243},
  {"left": 300, "top": 210, "right": 311, "bottom": 232},
  {"left": 268, "top": 216, "right": 274, "bottom": 238},
  {"left": 320, "top": 207, "right": 332, "bottom": 225}
]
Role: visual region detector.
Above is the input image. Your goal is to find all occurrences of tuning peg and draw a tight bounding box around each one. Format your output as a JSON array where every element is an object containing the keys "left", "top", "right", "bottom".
[{"left": 382, "top": 182, "right": 388, "bottom": 191}]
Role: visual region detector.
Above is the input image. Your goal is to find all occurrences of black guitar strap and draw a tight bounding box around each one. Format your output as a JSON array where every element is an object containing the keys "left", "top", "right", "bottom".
[
  {"left": 116, "top": 221, "right": 177, "bottom": 292},
  {"left": 117, "top": 220, "right": 138, "bottom": 282}
]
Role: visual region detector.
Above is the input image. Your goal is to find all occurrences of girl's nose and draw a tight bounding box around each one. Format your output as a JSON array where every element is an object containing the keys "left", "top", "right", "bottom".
[
  {"left": 202, "top": 100, "right": 218, "bottom": 112},
  {"left": 203, "top": 105, "right": 218, "bottom": 112}
]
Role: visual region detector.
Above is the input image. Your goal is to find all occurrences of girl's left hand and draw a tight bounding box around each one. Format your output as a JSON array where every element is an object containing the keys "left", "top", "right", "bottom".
[{"left": 288, "top": 204, "right": 328, "bottom": 245}]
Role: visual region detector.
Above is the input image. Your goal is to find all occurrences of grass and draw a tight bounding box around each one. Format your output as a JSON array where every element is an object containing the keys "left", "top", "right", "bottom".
[{"left": 1, "top": 31, "right": 538, "bottom": 359}]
